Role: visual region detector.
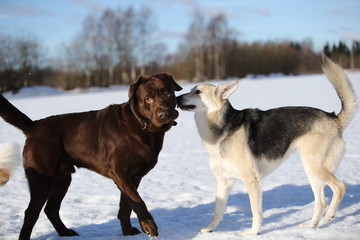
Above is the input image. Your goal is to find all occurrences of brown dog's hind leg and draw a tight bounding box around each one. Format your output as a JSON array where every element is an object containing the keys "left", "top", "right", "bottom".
[
  {"left": 44, "top": 173, "right": 78, "bottom": 237},
  {"left": 19, "top": 168, "right": 55, "bottom": 240}
]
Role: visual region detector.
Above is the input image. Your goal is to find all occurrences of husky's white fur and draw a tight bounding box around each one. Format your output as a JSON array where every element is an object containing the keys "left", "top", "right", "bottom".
[
  {"left": 0, "top": 142, "right": 20, "bottom": 186},
  {"left": 177, "top": 56, "right": 357, "bottom": 235}
]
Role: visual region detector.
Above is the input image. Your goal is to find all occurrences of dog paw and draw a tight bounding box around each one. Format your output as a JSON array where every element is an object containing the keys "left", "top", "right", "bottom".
[
  {"left": 122, "top": 227, "right": 141, "bottom": 236},
  {"left": 140, "top": 219, "right": 158, "bottom": 238},
  {"left": 299, "top": 223, "right": 317, "bottom": 229},
  {"left": 324, "top": 210, "right": 336, "bottom": 221},
  {"left": 200, "top": 227, "right": 213, "bottom": 233},
  {"left": 242, "top": 230, "right": 259, "bottom": 236},
  {"left": 325, "top": 214, "right": 335, "bottom": 221},
  {"left": 200, "top": 221, "right": 220, "bottom": 233},
  {"left": 59, "top": 228, "right": 79, "bottom": 236}
]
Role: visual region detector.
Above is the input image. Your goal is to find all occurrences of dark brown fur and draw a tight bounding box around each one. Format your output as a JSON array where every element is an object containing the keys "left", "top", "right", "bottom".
[{"left": 0, "top": 73, "right": 182, "bottom": 240}]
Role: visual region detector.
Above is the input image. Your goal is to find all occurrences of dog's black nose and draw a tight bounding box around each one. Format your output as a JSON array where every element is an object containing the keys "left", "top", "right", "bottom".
[
  {"left": 158, "top": 110, "right": 169, "bottom": 119},
  {"left": 176, "top": 95, "right": 183, "bottom": 101},
  {"left": 176, "top": 95, "right": 183, "bottom": 107}
]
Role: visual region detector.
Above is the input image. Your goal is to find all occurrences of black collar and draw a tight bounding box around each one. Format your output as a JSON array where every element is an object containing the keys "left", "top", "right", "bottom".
[{"left": 129, "top": 99, "right": 147, "bottom": 130}]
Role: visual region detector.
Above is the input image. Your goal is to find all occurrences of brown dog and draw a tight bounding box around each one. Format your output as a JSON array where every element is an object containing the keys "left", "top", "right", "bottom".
[{"left": 0, "top": 73, "right": 182, "bottom": 240}]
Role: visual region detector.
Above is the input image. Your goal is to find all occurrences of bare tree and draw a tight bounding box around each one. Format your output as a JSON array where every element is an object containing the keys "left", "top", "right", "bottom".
[
  {"left": 0, "top": 34, "right": 41, "bottom": 90},
  {"left": 206, "top": 14, "right": 228, "bottom": 80},
  {"left": 18, "top": 36, "right": 41, "bottom": 86},
  {"left": 57, "top": 6, "right": 164, "bottom": 87},
  {"left": 187, "top": 11, "right": 205, "bottom": 81},
  {"left": 82, "top": 14, "right": 98, "bottom": 87},
  {"left": 113, "top": 7, "right": 133, "bottom": 84},
  {"left": 62, "top": 36, "right": 88, "bottom": 88},
  {"left": 0, "top": 34, "right": 17, "bottom": 90},
  {"left": 136, "top": 6, "right": 155, "bottom": 76},
  {"left": 99, "top": 8, "right": 116, "bottom": 85},
  {"left": 0, "top": 35, "right": 17, "bottom": 71},
  {"left": 125, "top": 7, "right": 137, "bottom": 81}
]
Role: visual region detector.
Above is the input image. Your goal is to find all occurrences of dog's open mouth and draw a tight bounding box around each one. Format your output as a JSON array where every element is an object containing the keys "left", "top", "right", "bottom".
[{"left": 177, "top": 104, "right": 196, "bottom": 111}]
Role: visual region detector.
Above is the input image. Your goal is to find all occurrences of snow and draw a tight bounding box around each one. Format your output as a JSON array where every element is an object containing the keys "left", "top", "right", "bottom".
[{"left": 1, "top": 71, "right": 360, "bottom": 240}]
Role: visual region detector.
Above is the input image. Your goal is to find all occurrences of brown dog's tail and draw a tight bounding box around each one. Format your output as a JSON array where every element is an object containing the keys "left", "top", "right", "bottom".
[
  {"left": 0, "top": 142, "right": 21, "bottom": 186},
  {"left": 322, "top": 55, "right": 358, "bottom": 129},
  {"left": 0, "top": 94, "right": 33, "bottom": 134}
]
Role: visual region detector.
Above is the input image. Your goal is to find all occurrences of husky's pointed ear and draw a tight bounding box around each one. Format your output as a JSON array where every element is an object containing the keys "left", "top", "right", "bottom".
[{"left": 215, "top": 80, "right": 238, "bottom": 100}]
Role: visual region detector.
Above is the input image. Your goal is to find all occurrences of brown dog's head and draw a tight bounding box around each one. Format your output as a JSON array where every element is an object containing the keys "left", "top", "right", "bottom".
[{"left": 128, "top": 73, "right": 182, "bottom": 132}]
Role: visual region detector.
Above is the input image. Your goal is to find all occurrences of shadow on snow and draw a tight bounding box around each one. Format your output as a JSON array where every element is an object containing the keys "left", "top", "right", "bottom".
[{"left": 32, "top": 183, "right": 360, "bottom": 240}]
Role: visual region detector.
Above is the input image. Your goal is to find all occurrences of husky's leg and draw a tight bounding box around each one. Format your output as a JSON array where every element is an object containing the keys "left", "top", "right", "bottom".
[
  {"left": 200, "top": 177, "right": 235, "bottom": 233},
  {"left": 322, "top": 138, "right": 346, "bottom": 221},
  {"left": 299, "top": 133, "right": 345, "bottom": 228},
  {"left": 324, "top": 173, "right": 346, "bottom": 221},
  {"left": 300, "top": 175, "right": 327, "bottom": 228},
  {"left": 242, "top": 176, "right": 262, "bottom": 236}
]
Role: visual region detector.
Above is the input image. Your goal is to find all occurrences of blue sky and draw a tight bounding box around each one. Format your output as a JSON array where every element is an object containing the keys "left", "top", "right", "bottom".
[{"left": 0, "top": 0, "right": 359, "bottom": 56}]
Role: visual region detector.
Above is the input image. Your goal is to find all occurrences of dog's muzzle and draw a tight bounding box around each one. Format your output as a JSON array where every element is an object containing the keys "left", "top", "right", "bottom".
[
  {"left": 178, "top": 104, "right": 196, "bottom": 111},
  {"left": 157, "top": 108, "right": 179, "bottom": 124},
  {"left": 176, "top": 95, "right": 196, "bottom": 111}
]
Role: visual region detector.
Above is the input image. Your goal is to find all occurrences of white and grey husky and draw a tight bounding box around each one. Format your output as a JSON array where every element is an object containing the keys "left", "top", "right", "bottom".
[{"left": 177, "top": 56, "right": 357, "bottom": 235}]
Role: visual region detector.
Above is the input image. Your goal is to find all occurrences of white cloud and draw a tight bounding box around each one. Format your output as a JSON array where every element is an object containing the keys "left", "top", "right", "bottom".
[
  {"left": 250, "top": 7, "right": 271, "bottom": 17},
  {"left": 71, "top": 0, "right": 105, "bottom": 10},
  {"left": 0, "top": 14, "right": 9, "bottom": 19},
  {"left": 1, "top": 3, "right": 54, "bottom": 17},
  {"left": 341, "top": 32, "right": 360, "bottom": 41},
  {"left": 326, "top": 9, "right": 359, "bottom": 17}
]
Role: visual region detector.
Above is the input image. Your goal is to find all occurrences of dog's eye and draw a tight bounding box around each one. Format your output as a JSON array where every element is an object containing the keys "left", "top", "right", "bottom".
[
  {"left": 195, "top": 90, "right": 202, "bottom": 95},
  {"left": 145, "top": 97, "right": 153, "bottom": 103},
  {"left": 165, "top": 92, "right": 172, "bottom": 98}
]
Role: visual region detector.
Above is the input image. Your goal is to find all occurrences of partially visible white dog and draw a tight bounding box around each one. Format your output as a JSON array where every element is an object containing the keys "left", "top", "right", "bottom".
[
  {"left": 0, "top": 142, "right": 20, "bottom": 186},
  {"left": 177, "top": 56, "right": 357, "bottom": 235}
]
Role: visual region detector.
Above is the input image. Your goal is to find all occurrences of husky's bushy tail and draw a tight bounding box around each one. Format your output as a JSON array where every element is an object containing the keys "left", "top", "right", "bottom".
[
  {"left": 322, "top": 54, "right": 358, "bottom": 129},
  {"left": 0, "top": 142, "right": 21, "bottom": 186}
]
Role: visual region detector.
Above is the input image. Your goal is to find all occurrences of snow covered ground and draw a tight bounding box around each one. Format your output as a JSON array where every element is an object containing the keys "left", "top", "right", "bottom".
[{"left": 1, "top": 71, "right": 360, "bottom": 240}]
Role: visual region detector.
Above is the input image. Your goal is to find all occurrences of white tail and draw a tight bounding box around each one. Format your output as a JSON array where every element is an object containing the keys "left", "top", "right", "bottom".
[
  {"left": 322, "top": 55, "right": 358, "bottom": 129},
  {"left": 0, "top": 142, "right": 21, "bottom": 186}
]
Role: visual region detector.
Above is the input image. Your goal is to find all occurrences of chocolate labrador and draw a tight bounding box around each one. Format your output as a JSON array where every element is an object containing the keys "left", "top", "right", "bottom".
[{"left": 0, "top": 73, "right": 182, "bottom": 240}]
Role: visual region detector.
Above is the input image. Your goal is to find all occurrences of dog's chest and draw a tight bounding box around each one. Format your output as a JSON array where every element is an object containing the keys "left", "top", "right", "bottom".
[
  {"left": 195, "top": 113, "right": 224, "bottom": 145},
  {"left": 210, "top": 157, "right": 239, "bottom": 179},
  {"left": 205, "top": 142, "right": 239, "bottom": 179}
]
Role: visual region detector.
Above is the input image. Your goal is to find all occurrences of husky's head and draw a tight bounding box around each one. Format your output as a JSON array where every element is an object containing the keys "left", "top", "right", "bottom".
[{"left": 177, "top": 80, "right": 238, "bottom": 113}]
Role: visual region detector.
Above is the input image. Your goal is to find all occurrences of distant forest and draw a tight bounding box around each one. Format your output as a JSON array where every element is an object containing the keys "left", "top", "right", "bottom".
[{"left": 1, "top": 6, "right": 359, "bottom": 92}]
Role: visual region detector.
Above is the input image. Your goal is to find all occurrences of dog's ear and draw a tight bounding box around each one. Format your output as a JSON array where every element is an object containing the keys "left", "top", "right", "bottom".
[
  {"left": 154, "top": 72, "right": 183, "bottom": 91},
  {"left": 215, "top": 80, "right": 238, "bottom": 100},
  {"left": 129, "top": 76, "right": 148, "bottom": 99}
]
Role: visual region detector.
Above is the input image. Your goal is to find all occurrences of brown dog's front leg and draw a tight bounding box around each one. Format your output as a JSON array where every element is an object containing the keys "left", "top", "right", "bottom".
[
  {"left": 112, "top": 172, "right": 158, "bottom": 237},
  {"left": 118, "top": 192, "right": 141, "bottom": 236},
  {"left": 138, "top": 215, "right": 158, "bottom": 238},
  {"left": 132, "top": 202, "right": 158, "bottom": 237}
]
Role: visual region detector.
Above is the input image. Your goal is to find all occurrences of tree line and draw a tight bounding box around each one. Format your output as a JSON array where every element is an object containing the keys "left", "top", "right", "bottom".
[{"left": 1, "top": 6, "right": 359, "bottom": 92}]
